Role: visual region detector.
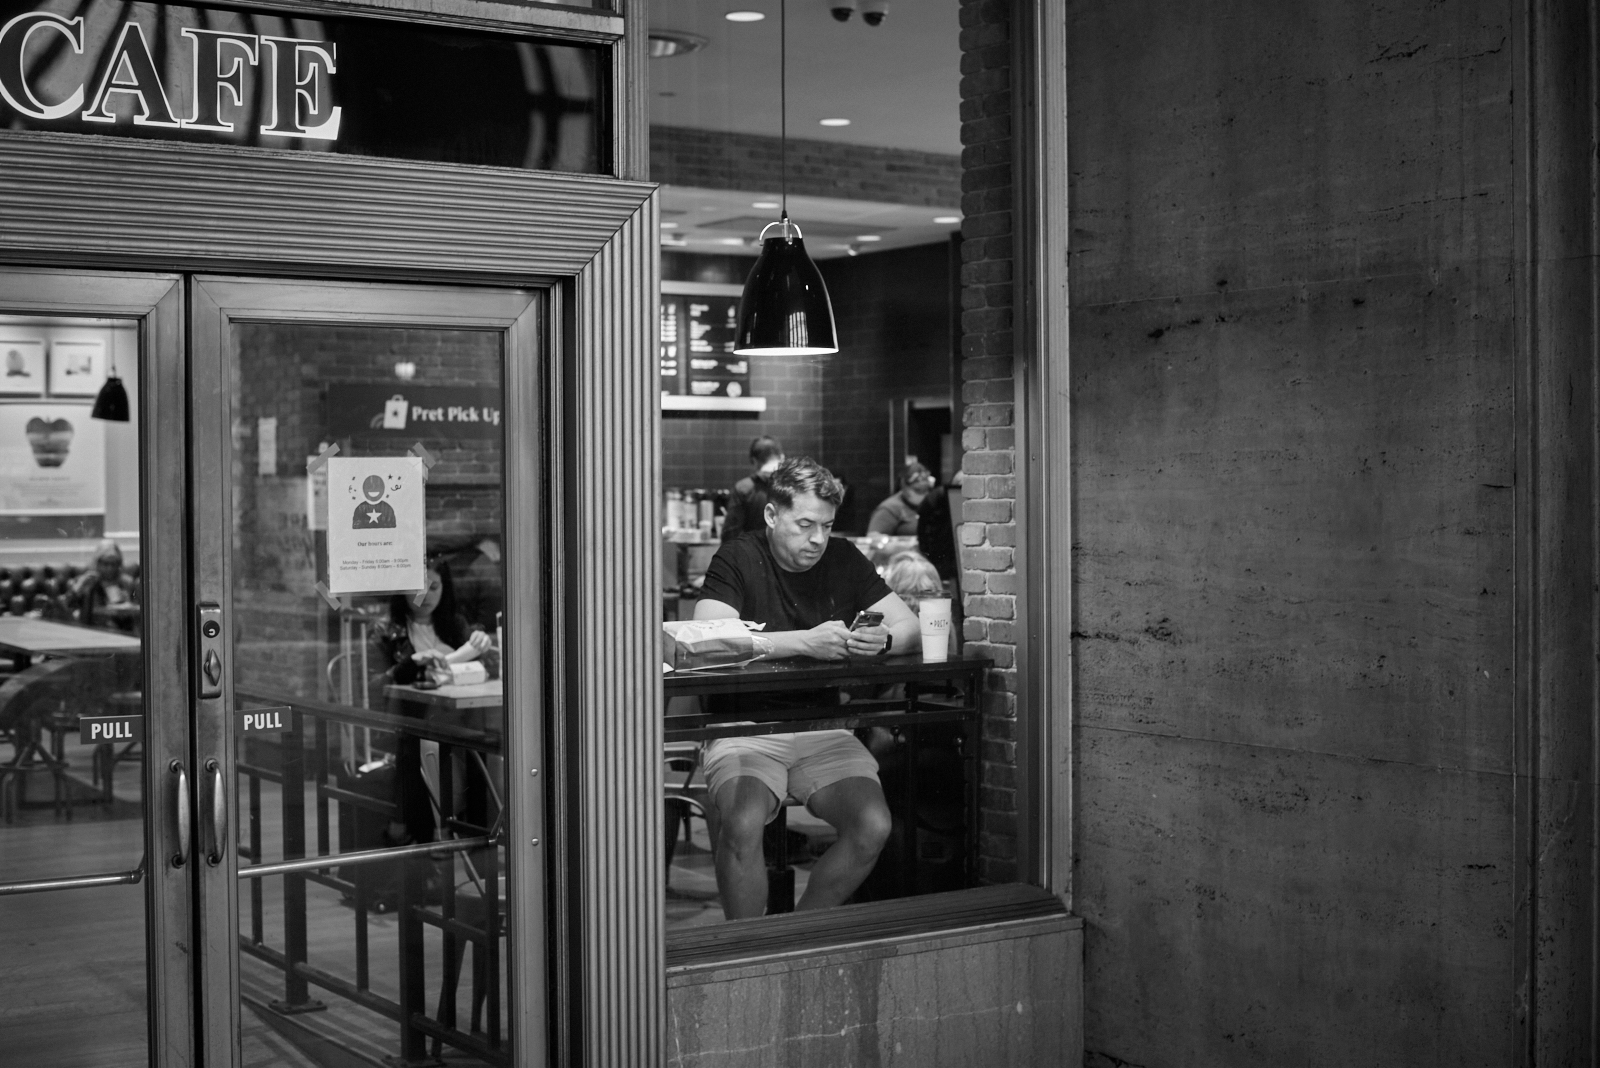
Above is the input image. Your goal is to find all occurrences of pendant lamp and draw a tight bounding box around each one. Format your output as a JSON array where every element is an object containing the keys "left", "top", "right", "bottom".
[
  {"left": 733, "top": 0, "right": 839, "bottom": 356},
  {"left": 91, "top": 351, "right": 130, "bottom": 422}
]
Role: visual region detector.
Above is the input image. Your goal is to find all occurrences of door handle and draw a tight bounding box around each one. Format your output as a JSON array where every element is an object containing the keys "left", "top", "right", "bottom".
[
  {"left": 204, "top": 758, "right": 227, "bottom": 866},
  {"left": 169, "top": 760, "right": 189, "bottom": 868}
]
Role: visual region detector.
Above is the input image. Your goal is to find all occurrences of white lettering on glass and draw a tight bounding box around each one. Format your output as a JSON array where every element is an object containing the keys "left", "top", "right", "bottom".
[
  {"left": 81, "top": 21, "right": 180, "bottom": 127},
  {"left": 180, "top": 28, "right": 258, "bottom": 132},
  {"left": 259, "top": 36, "right": 340, "bottom": 140},
  {"left": 1, "top": 15, "right": 338, "bottom": 143},
  {"left": 0, "top": 13, "right": 85, "bottom": 120}
]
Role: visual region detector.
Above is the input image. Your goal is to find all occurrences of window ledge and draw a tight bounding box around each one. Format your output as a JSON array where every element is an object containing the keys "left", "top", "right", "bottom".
[{"left": 665, "top": 883, "right": 1074, "bottom": 976}]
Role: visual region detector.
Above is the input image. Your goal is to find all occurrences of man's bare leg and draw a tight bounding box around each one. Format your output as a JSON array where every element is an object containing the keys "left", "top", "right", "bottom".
[
  {"left": 707, "top": 776, "right": 778, "bottom": 920},
  {"left": 796, "top": 776, "right": 892, "bottom": 911}
]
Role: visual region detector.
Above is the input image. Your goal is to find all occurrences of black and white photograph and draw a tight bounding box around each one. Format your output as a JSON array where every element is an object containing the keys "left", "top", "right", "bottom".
[{"left": 0, "top": 0, "right": 1596, "bottom": 1066}]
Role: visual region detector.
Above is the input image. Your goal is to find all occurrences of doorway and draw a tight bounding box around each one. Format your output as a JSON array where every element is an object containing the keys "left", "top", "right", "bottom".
[{"left": 0, "top": 270, "right": 547, "bottom": 1068}]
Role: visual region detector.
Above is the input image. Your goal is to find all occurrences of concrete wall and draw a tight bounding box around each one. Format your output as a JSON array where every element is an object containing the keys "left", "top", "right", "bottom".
[
  {"left": 954, "top": 0, "right": 1598, "bottom": 1064},
  {"left": 666, "top": 916, "right": 1081, "bottom": 1067}
]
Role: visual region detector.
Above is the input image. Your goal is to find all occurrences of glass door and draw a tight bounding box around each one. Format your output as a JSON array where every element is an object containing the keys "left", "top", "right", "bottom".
[
  {"left": 189, "top": 277, "right": 547, "bottom": 1068},
  {"left": 0, "top": 269, "right": 192, "bottom": 1067}
]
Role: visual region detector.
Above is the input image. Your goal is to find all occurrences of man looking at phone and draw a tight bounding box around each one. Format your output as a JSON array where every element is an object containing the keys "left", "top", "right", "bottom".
[{"left": 693, "top": 457, "right": 920, "bottom": 918}]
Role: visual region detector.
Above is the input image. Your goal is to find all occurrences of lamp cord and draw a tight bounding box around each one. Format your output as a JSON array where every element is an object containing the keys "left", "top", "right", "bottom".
[{"left": 780, "top": 0, "right": 789, "bottom": 237}]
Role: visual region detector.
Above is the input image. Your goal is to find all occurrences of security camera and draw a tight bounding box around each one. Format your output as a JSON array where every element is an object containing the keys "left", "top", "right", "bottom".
[
  {"left": 830, "top": 0, "right": 855, "bottom": 21},
  {"left": 860, "top": 0, "right": 887, "bottom": 25}
]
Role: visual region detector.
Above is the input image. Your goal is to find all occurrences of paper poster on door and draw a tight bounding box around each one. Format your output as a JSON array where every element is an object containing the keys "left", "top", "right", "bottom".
[{"left": 325, "top": 457, "right": 426, "bottom": 594}]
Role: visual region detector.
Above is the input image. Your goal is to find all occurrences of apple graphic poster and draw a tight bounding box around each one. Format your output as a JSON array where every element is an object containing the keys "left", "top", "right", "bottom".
[{"left": 0, "top": 404, "right": 105, "bottom": 515}]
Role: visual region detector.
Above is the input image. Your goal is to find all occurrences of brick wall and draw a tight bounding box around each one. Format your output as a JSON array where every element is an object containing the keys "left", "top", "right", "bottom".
[
  {"left": 956, "top": 0, "right": 1018, "bottom": 884},
  {"left": 652, "top": 125, "right": 961, "bottom": 207}
]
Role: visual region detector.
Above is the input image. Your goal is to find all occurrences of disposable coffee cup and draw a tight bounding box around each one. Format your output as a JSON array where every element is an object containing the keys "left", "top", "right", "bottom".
[{"left": 919, "top": 597, "right": 952, "bottom": 663}]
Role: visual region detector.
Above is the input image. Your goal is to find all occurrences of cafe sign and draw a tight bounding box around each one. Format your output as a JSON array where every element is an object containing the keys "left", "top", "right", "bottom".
[
  {"left": 0, "top": 0, "right": 603, "bottom": 171},
  {"left": 1, "top": 11, "right": 340, "bottom": 138}
]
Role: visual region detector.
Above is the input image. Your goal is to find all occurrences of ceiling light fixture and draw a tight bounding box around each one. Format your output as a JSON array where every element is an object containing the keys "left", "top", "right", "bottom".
[
  {"left": 752, "top": 200, "right": 780, "bottom": 209},
  {"left": 660, "top": 222, "right": 679, "bottom": 229},
  {"left": 819, "top": 118, "right": 851, "bottom": 127},
  {"left": 724, "top": 10, "right": 765, "bottom": 21},
  {"left": 91, "top": 349, "right": 130, "bottom": 422},
  {"left": 855, "top": 234, "right": 882, "bottom": 242},
  {"left": 733, "top": 0, "right": 838, "bottom": 357},
  {"left": 933, "top": 215, "right": 960, "bottom": 224}
]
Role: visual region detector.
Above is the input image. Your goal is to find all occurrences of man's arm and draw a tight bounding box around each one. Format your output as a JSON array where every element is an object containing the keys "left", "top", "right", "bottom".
[{"left": 693, "top": 596, "right": 851, "bottom": 660}]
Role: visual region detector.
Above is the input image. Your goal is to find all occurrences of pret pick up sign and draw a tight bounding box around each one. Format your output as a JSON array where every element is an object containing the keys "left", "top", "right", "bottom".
[{"left": 0, "top": 10, "right": 339, "bottom": 138}]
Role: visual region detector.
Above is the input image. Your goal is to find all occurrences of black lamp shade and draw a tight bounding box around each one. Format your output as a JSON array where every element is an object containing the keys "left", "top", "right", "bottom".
[
  {"left": 733, "top": 231, "right": 839, "bottom": 356},
  {"left": 91, "top": 375, "right": 130, "bottom": 422}
]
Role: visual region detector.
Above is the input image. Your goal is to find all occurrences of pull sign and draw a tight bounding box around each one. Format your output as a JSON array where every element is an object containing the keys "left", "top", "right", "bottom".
[
  {"left": 80, "top": 715, "right": 144, "bottom": 745},
  {"left": 238, "top": 706, "right": 291, "bottom": 733},
  {"left": 196, "top": 602, "right": 223, "bottom": 699}
]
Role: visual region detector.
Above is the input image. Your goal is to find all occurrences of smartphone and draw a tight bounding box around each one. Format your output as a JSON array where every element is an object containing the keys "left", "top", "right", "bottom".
[{"left": 850, "top": 610, "right": 885, "bottom": 631}]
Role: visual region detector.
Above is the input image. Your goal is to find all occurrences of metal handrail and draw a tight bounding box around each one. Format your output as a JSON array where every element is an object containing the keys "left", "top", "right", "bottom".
[
  {"left": 0, "top": 856, "right": 146, "bottom": 897},
  {"left": 238, "top": 835, "right": 492, "bottom": 880}
]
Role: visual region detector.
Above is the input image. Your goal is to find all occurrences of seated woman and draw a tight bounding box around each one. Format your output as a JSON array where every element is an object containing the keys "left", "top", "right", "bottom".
[
  {"left": 370, "top": 556, "right": 499, "bottom": 846},
  {"left": 373, "top": 557, "right": 498, "bottom": 689},
  {"left": 67, "top": 540, "right": 140, "bottom": 633}
]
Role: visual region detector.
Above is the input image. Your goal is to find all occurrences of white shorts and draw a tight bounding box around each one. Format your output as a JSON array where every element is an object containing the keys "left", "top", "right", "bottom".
[{"left": 702, "top": 730, "right": 879, "bottom": 820}]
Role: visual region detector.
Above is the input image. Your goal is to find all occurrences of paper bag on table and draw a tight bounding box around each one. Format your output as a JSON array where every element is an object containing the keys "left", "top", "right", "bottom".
[{"left": 661, "top": 618, "right": 773, "bottom": 670}]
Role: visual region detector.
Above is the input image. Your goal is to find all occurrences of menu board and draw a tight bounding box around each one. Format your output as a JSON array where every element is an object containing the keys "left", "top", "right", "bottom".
[{"left": 659, "top": 286, "right": 762, "bottom": 410}]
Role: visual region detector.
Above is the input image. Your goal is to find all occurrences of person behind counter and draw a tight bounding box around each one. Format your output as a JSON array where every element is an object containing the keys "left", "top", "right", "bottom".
[
  {"left": 373, "top": 556, "right": 498, "bottom": 846},
  {"left": 694, "top": 457, "right": 920, "bottom": 918},
  {"left": 719, "top": 435, "right": 784, "bottom": 541},
  {"left": 68, "top": 538, "right": 140, "bottom": 632},
  {"left": 867, "top": 461, "right": 935, "bottom": 536}
]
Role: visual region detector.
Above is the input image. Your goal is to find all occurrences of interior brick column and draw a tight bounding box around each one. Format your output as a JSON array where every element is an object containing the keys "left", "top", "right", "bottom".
[{"left": 958, "top": 0, "right": 1019, "bottom": 883}]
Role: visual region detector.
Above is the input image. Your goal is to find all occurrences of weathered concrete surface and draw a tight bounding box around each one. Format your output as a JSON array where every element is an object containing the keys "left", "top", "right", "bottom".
[
  {"left": 665, "top": 920, "right": 1081, "bottom": 1067},
  {"left": 1059, "top": 0, "right": 1594, "bottom": 1063}
]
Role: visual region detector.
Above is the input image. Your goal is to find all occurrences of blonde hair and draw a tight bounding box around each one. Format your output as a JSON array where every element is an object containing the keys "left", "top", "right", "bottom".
[{"left": 883, "top": 551, "right": 941, "bottom": 603}]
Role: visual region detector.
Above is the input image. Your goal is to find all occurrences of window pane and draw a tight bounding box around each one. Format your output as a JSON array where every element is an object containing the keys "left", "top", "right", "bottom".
[
  {"left": 0, "top": 0, "right": 605, "bottom": 174},
  {"left": 229, "top": 322, "right": 511, "bottom": 1064},
  {"left": 0, "top": 314, "right": 149, "bottom": 1066}
]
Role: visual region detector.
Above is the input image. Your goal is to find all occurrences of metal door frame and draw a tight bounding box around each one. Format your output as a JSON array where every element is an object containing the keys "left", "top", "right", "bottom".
[{"left": 188, "top": 275, "right": 545, "bottom": 1067}]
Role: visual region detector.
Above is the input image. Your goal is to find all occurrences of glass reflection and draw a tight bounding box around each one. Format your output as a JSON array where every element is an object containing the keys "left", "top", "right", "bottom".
[
  {"left": 0, "top": 315, "right": 148, "bottom": 1067},
  {"left": 229, "top": 322, "right": 510, "bottom": 1066}
]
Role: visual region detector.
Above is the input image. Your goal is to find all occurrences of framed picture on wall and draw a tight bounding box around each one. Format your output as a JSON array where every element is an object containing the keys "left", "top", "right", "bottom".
[
  {"left": 48, "top": 339, "right": 106, "bottom": 396},
  {"left": 0, "top": 339, "right": 45, "bottom": 397}
]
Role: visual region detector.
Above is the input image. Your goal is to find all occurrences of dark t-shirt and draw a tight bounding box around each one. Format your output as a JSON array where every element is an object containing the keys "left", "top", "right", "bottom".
[{"left": 700, "top": 532, "right": 891, "bottom": 631}]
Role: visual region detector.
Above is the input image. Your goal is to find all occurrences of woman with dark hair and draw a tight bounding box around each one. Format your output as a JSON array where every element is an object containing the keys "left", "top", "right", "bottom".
[
  {"left": 375, "top": 557, "right": 498, "bottom": 688},
  {"left": 371, "top": 557, "right": 499, "bottom": 846}
]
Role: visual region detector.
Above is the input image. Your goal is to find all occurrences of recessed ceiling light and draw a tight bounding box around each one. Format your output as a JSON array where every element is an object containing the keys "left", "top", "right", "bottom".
[
  {"left": 725, "top": 10, "right": 765, "bottom": 21},
  {"left": 752, "top": 200, "right": 780, "bottom": 209},
  {"left": 717, "top": 237, "right": 746, "bottom": 246},
  {"left": 660, "top": 222, "right": 679, "bottom": 229},
  {"left": 819, "top": 118, "right": 851, "bottom": 127},
  {"left": 933, "top": 215, "right": 960, "bottom": 224},
  {"left": 856, "top": 234, "right": 882, "bottom": 242}
]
